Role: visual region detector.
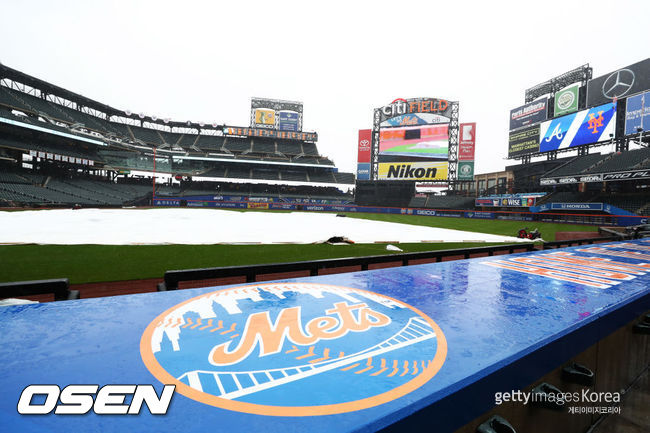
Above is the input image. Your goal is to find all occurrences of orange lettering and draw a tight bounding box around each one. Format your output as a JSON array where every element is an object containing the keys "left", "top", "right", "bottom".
[{"left": 210, "top": 302, "right": 391, "bottom": 366}]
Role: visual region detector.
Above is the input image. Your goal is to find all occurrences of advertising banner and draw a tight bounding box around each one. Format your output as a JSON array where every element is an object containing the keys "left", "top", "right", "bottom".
[
  {"left": 356, "top": 163, "right": 371, "bottom": 180},
  {"left": 508, "top": 124, "right": 540, "bottom": 157},
  {"left": 464, "top": 212, "right": 495, "bottom": 219},
  {"left": 377, "top": 98, "right": 452, "bottom": 123},
  {"left": 509, "top": 98, "right": 548, "bottom": 130},
  {"left": 539, "top": 102, "right": 616, "bottom": 153},
  {"left": 474, "top": 197, "right": 535, "bottom": 207},
  {"left": 381, "top": 113, "right": 450, "bottom": 127},
  {"left": 357, "top": 129, "right": 372, "bottom": 163},
  {"left": 379, "top": 124, "right": 448, "bottom": 159},
  {"left": 278, "top": 111, "right": 299, "bottom": 131},
  {"left": 587, "top": 58, "right": 650, "bottom": 107},
  {"left": 540, "top": 174, "right": 604, "bottom": 185},
  {"left": 457, "top": 161, "right": 474, "bottom": 180},
  {"left": 551, "top": 203, "right": 603, "bottom": 211},
  {"left": 475, "top": 198, "right": 495, "bottom": 206},
  {"left": 377, "top": 161, "right": 448, "bottom": 181},
  {"left": 554, "top": 84, "right": 580, "bottom": 117},
  {"left": 458, "top": 122, "right": 476, "bottom": 161},
  {"left": 224, "top": 127, "right": 317, "bottom": 142},
  {"left": 254, "top": 109, "right": 276, "bottom": 128},
  {"left": 625, "top": 91, "right": 650, "bottom": 135},
  {"left": 246, "top": 202, "right": 269, "bottom": 210}
]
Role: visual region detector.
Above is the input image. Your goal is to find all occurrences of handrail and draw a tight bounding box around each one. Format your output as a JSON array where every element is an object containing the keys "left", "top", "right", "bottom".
[
  {"left": 0, "top": 278, "right": 79, "bottom": 301},
  {"left": 157, "top": 236, "right": 621, "bottom": 291}
]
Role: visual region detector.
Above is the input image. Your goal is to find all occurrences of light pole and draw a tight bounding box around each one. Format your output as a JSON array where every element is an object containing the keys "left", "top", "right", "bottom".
[
  {"left": 152, "top": 147, "right": 156, "bottom": 204},
  {"left": 638, "top": 127, "right": 644, "bottom": 147}
]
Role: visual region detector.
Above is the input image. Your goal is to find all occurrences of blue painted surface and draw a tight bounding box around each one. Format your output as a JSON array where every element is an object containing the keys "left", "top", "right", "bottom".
[{"left": 1, "top": 240, "right": 649, "bottom": 432}]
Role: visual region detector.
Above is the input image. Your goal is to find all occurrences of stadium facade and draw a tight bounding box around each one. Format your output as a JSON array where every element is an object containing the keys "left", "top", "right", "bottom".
[
  {"left": 355, "top": 60, "right": 650, "bottom": 224},
  {"left": 0, "top": 64, "right": 355, "bottom": 207}
]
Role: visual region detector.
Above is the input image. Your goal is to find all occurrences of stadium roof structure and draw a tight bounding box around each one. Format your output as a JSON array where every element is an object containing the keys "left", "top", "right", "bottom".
[
  {"left": 0, "top": 63, "right": 220, "bottom": 131},
  {"left": 524, "top": 64, "right": 592, "bottom": 103}
]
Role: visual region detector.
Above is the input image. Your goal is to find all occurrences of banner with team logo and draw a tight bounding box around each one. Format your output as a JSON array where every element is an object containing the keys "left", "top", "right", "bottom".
[
  {"left": 539, "top": 102, "right": 616, "bottom": 153},
  {"left": 141, "top": 282, "right": 447, "bottom": 416},
  {"left": 554, "top": 84, "right": 579, "bottom": 117},
  {"left": 380, "top": 113, "right": 450, "bottom": 127}
]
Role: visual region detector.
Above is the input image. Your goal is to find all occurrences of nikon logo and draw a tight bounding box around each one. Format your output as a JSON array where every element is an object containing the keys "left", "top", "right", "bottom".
[{"left": 387, "top": 164, "right": 437, "bottom": 179}]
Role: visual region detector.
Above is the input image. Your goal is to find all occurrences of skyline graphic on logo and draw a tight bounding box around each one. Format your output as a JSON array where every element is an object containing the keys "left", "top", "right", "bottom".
[{"left": 141, "top": 283, "right": 447, "bottom": 416}]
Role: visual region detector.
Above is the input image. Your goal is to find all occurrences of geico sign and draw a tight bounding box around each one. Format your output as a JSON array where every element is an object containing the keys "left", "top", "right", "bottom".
[
  {"left": 17, "top": 384, "right": 175, "bottom": 415},
  {"left": 381, "top": 98, "right": 448, "bottom": 118}
]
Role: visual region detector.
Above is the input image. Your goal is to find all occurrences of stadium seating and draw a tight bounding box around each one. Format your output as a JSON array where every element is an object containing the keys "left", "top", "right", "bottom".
[
  {"left": 333, "top": 172, "right": 355, "bottom": 184},
  {"left": 590, "top": 193, "right": 648, "bottom": 214},
  {"left": 408, "top": 196, "right": 427, "bottom": 208},
  {"left": 225, "top": 166, "right": 251, "bottom": 179},
  {"left": 306, "top": 171, "right": 333, "bottom": 183},
  {"left": 252, "top": 169, "right": 279, "bottom": 180},
  {"left": 251, "top": 139, "right": 275, "bottom": 154},
  {"left": 224, "top": 137, "right": 251, "bottom": 153},
  {"left": 424, "top": 195, "right": 475, "bottom": 209},
  {"left": 279, "top": 171, "right": 309, "bottom": 182},
  {"left": 195, "top": 135, "right": 226, "bottom": 151},
  {"left": 276, "top": 140, "right": 302, "bottom": 155},
  {"left": 543, "top": 154, "right": 605, "bottom": 177},
  {"left": 0, "top": 70, "right": 356, "bottom": 204},
  {"left": 585, "top": 147, "right": 650, "bottom": 173},
  {"left": 302, "top": 142, "right": 319, "bottom": 156}
]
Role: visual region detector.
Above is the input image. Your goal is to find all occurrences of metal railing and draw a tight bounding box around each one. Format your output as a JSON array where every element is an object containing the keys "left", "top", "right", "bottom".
[
  {"left": 0, "top": 278, "right": 79, "bottom": 301},
  {"left": 157, "top": 236, "right": 617, "bottom": 291}
]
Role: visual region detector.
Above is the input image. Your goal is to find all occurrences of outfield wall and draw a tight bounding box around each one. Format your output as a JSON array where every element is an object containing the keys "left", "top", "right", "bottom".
[{"left": 153, "top": 196, "right": 648, "bottom": 227}]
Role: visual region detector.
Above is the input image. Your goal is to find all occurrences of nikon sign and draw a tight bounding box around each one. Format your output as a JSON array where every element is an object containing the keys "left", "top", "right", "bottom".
[{"left": 377, "top": 161, "right": 448, "bottom": 181}]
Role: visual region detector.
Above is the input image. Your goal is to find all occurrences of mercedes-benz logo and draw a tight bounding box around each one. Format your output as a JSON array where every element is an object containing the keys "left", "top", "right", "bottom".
[{"left": 601, "top": 69, "right": 635, "bottom": 99}]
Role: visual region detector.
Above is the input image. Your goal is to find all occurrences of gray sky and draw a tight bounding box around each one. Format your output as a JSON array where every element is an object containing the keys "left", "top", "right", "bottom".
[{"left": 1, "top": 0, "right": 648, "bottom": 175}]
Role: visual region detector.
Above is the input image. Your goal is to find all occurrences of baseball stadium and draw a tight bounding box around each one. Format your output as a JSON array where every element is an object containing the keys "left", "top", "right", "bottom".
[{"left": 1, "top": 15, "right": 649, "bottom": 433}]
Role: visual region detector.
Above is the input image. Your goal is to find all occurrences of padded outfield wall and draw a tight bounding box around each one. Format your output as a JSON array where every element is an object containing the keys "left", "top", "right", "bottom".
[{"left": 153, "top": 196, "right": 647, "bottom": 226}]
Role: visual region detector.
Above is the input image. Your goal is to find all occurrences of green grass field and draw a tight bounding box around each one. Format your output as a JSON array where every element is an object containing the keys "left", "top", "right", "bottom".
[{"left": 0, "top": 211, "right": 599, "bottom": 284}]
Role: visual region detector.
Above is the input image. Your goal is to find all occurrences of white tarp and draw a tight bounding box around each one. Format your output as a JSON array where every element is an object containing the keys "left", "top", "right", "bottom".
[{"left": 0, "top": 208, "right": 529, "bottom": 245}]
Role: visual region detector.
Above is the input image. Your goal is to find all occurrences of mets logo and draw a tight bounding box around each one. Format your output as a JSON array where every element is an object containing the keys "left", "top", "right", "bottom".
[
  {"left": 140, "top": 283, "right": 447, "bottom": 416},
  {"left": 588, "top": 111, "right": 604, "bottom": 134}
]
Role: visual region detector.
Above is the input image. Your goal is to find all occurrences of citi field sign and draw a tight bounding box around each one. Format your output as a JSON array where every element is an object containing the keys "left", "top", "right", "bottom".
[
  {"left": 141, "top": 283, "right": 447, "bottom": 416},
  {"left": 378, "top": 98, "right": 452, "bottom": 122}
]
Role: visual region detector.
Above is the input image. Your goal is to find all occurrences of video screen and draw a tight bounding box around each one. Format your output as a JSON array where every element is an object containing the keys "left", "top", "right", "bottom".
[{"left": 379, "top": 124, "right": 448, "bottom": 159}]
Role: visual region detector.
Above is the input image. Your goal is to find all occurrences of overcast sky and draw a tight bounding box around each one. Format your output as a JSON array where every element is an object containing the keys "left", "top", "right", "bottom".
[{"left": 1, "top": 0, "right": 648, "bottom": 175}]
